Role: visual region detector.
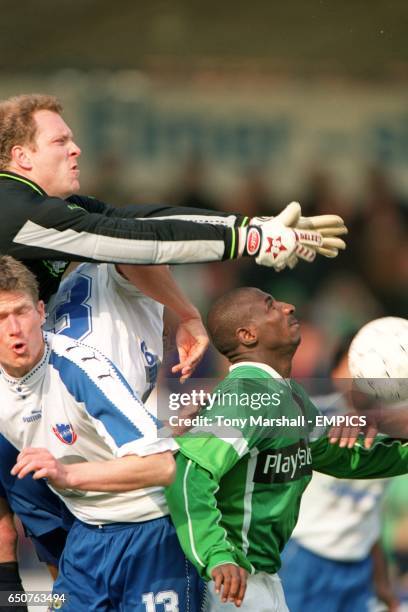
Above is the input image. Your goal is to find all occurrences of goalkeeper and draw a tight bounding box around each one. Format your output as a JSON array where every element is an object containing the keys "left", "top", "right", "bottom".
[
  {"left": 166, "top": 287, "right": 408, "bottom": 611},
  {"left": 0, "top": 94, "right": 348, "bottom": 298}
]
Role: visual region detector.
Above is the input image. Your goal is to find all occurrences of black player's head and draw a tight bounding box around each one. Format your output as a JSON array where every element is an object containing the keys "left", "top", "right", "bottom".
[{"left": 207, "top": 287, "right": 300, "bottom": 364}]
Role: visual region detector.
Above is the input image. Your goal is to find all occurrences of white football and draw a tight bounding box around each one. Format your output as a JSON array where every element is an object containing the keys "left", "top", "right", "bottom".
[{"left": 348, "top": 317, "right": 408, "bottom": 403}]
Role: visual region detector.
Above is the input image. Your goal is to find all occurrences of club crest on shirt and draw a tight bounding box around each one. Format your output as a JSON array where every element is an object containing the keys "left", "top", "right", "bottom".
[{"left": 52, "top": 423, "right": 77, "bottom": 445}]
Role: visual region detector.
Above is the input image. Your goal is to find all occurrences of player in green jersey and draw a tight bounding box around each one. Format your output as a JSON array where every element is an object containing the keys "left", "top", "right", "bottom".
[{"left": 165, "top": 287, "right": 408, "bottom": 611}]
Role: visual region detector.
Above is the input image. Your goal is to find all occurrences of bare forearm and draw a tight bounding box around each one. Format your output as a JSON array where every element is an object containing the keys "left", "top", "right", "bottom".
[
  {"left": 117, "top": 264, "right": 199, "bottom": 320},
  {"left": 117, "top": 264, "right": 208, "bottom": 382},
  {"left": 63, "top": 452, "right": 176, "bottom": 492}
]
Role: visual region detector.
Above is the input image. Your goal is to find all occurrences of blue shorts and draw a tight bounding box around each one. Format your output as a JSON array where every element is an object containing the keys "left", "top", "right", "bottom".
[
  {"left": 30, "top": 527, "right": 69, "bottom": 567},
  {"left": 52, "top": 515, "right": 205, "bottom": 611},
  {"left": 280, "top": 539, "right": 375, "bottom": 612}
]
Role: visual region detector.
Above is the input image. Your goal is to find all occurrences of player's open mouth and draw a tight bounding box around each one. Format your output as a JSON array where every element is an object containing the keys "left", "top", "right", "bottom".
[{"left": 12, "top": 342, "right": 26, "bottom": 354}]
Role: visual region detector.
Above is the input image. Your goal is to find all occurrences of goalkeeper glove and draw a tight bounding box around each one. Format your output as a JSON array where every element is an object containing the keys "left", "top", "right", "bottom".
[{"left": 247, "top": 202, "right": 347, "bottom": 270}]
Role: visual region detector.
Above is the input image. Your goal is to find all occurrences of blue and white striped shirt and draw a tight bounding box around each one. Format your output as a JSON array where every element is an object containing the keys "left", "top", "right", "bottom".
[{"left": 0, "top": 332, "right": 176, "bottom": 525}]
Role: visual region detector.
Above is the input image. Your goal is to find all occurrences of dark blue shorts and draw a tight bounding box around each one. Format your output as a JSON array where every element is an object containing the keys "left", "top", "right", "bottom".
[
  {"left": 280, "top": 539, "right": 375, "bottom": 612},
  {"left": 52, "top": 515, "right": 205, "bottom": 611},
  {"left": 30, "top": 527, "right": 69, "bottom": 567}
]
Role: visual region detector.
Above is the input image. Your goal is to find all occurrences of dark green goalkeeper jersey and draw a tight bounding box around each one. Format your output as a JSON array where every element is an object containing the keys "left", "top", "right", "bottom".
[
  {"left": 0, "top": 171, "right": 247, "bottom": 302},
  {"left": 166, "top": 362, "right": 408, "bottom": 579}
]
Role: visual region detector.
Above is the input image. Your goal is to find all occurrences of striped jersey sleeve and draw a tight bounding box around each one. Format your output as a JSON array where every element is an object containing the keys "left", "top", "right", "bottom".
[
  {"left": 48, "top": 333, "right": 175, "bottom": 457},
  {"left": 166, "top": 451, "right": 253, "bottom": 579},
  {"left": 1, "top": 175, "right": 247, "bottom": 264},
  {"left": 165, "top": 376, "right": 269, "bottom": 578}
]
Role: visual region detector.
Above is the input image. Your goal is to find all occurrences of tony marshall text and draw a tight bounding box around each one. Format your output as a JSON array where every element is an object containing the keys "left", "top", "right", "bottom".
[{"left": 168, "top": 415, "right": 367, "bottom": 428}]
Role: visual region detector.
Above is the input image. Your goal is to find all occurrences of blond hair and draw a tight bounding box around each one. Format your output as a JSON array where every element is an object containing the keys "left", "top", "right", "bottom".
[
  {"left": 0, "top": 256, "right": 39, "bottom": 303},
  {"left": 0, "top": 94, "right": 62, "bottom": 168}
]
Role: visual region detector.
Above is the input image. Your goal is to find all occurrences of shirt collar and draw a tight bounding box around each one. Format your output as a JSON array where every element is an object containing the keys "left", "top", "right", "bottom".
[
  {"left": 0, "top": 171, "right": 46, "bottom": 196},
  {"left": 0, "top": 335, "right": 50, "bottom": 391},
  {"left": 229, "top": 361, "right": 291, "bottom": 386}
]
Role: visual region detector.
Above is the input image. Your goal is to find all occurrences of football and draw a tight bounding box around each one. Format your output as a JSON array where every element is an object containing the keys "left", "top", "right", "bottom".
[{"left": 348, "top": 317, "right": 408, "bottom": 403}]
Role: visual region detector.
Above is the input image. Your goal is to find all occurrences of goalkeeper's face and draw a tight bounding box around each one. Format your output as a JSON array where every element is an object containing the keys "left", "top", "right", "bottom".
[
  {"left": 23, "top": 110, "right": 81, "bottom": 199},
  {"left": 252, "top": 291, "right": 301, "bottom": 351}
]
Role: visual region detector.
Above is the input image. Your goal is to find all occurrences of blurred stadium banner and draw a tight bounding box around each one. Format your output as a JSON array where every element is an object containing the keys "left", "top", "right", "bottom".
[{"left": 2, "top": 72, "right": 408, "bottom": 198}]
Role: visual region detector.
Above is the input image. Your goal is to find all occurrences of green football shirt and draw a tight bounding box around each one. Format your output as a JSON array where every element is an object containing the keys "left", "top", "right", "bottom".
[{"left": 166, "top": 362, "right": 408, "bottom": 578}]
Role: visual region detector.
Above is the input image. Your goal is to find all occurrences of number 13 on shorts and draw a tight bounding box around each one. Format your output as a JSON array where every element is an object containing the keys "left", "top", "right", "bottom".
[{"left": 142, "top": 590, "right": 179, "bottom": 611}]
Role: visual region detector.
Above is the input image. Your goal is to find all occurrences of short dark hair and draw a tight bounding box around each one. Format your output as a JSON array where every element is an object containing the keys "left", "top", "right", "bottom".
[{"left": 207, "top": 287, "right": 259, "bottom": 357}]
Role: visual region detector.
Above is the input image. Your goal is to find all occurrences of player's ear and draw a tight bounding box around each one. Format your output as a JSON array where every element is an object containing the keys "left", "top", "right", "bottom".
[
  {"left": 236, "top": 325, "right": 257, "bottom": 347},
  {"left": 10, "top": 145, "right": 33, "bottom": 171},
  {"left": 37, "top": 300, "right": 46, "bottom": 325}
]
